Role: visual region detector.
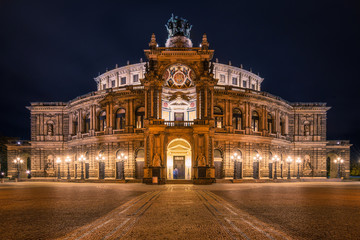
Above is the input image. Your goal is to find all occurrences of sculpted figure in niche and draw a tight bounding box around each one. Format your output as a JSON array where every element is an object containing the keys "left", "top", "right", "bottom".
[
  {"left": 304, "top": 155, "right": 312, "bottom": 170},
  {"left": 197, "top": 153, "right": 206, "bottom": 167},
  {"left": 47, "top": 124, "right": 54, "bottom": 136},
  {"left": 304, "top": 121, "right": 310, "bottom": 136},
  {"left": 152, "top": 153, "right": 161, "bottom": 167}
]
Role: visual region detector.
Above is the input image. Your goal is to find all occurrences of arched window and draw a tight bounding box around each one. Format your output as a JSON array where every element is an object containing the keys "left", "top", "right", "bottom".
[
  {"left": 232, "top": 108, "right": 242, "bottom": 130},
  {"left": 214, "top": 106, "right": 223, "bottom": 128},
  {"left": 267, "top": 113, "right": 274, "bottom": 133},
  {"left": 251, "top": 111, "right": 259, "bottom": 132},
  {"left": 135, "top": 107, "right": 145, "bottom": 128},
  {"left": 214, "top": 149, "right": 222, "bottom": 159},
  {"left": 99, "top": 111, "right": 107, "bottom": 131},
  {"left": 280, "top": 117, "right": 285, "bottom": 135},
  {"left": 136, "top": 149, "right": 145, "bottom": 158},
  {"left": 85, "top": 113, "right": 90, "bottom": 133},
  {"left": 115, "top": 108, "right": 126, "bottom": 130},
  {"left": 73, "top": 116, "right": 78, "bottom": 135}
]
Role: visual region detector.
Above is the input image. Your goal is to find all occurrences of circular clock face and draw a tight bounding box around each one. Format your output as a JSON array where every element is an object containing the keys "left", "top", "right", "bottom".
[{"left": 163, "top": 64, "right": 194, "bottom": 88}]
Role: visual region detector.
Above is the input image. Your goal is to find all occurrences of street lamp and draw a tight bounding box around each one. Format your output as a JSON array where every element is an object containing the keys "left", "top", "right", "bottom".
[
  {"left": 272, "top": 155, "right": 280, "bottom": 180},
  {"left": 296, "top": 157, "right": 302, "bottom": 179},
  {"left": 280, "top": 160, "right": 283, "bottom": 178},
  {"left": 96, "top": 153, "right": 106, "bottom": 179},
  {"left": 253, "top": 154, "right": 262, "bottom": 179},
  {"left": 13, "top": 157, "right": 23, "bottom": 181},
  {"left": 231, "top": 152, "right": 242, "bottom": 179},
  {"left": 78, "top": 155, "right": 86, "bottom": 180},
  {"left": 286, "top": 156, "right": 292, "bottom": 179},
  {"left": 56, "top": 157, "right": 61, "bottom": 180},
  {"left": 116, "top": 153, "right": 127, "bottom": 180},
  {"left": 65, "top": 156, "right": 71, "bottom": 180},
  {"left": 334, "top": 157, "right": 344, "bottom": 178},
  {"left": 26, "top": 170, "right": 31, "bottom": 179}
]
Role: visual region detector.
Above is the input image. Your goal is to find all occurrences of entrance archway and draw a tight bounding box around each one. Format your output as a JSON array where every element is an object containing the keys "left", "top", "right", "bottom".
[
  {"left": 327, "top": 152, "right": 339, "bottom": 178},
  {"left": 167, "top": 138, "right": 192, "bottom": 180}
]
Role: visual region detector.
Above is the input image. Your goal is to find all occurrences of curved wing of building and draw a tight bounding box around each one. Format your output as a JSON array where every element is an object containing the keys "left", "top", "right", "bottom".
[{"left": 7, "top": 16, "right": 351, "bottom": 183}]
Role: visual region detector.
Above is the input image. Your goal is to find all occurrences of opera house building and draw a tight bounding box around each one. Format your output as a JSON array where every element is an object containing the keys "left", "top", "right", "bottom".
[{"left": 7, "top": 16, "right": 351, "bottom": 184}]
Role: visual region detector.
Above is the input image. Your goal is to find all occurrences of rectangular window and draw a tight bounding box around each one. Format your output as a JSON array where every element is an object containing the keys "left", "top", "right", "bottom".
[
  {"left": 232, "top": 77, "right": 237, "bottom": 85},
  {"left": 220, "top": 74, "right": 225, "bottom": 82},
  {"left": 111, "top": 80, "right": 115, "bottom": 87},
  {"left": 121, "top": 77, "right": 126, "bottom": 85},
  {"left": 133, "top": 74, "right": 139, "bottom": 82},
  {"left": 251, "top": 84, "right": 255, "bottom": 90},
  {"left": 102, "top": 84, "right": 106, "bottom": 90},
  {"left": 243, "top": 81, "right": 247, "bottom": 88}
]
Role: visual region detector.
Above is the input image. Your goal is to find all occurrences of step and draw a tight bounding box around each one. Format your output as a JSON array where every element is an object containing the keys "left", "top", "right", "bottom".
[{"left": 165, "top": 180, "right": 193, "bottom": 184}]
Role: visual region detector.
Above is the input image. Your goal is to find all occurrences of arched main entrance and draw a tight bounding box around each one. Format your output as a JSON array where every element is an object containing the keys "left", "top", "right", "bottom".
[{"left": 167, "top": 138, "right": 192, "bottom": 180}]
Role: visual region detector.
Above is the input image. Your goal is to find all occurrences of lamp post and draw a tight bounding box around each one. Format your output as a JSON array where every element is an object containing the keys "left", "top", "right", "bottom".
[
  {"left": 78, "top": 155, "right": 86, "bottom": 180},
  {"left": 286, "top": 156, "right": 292, "bottom": 179},
  {"left": 56, "top": 157, "right": 61, "bottom": 180},
  {"left": 296, "top": 157, "right": 301, "bottom": 179},
  {"left": 26, "top": 170, "right": 31, "bottom": 179},
  {"left": 253, "top": 154, "right": 262, "bottom": 179},
  {"left": 334, "top": 157, "right": 344, "bottom": 178},
  {"left": 65, "top": 156, "right": 71, "bottom": 180},
  {"left": 116, "top": 153, "right": 127, "bottom": 180},
  {"left": 231, "top": 153, "right": 242, "bottom": 179},
  {"left": 272, "top": 155, "right": 280, "bottom": 180},
  {"left": 96, "top": 153, "right": 106, "bottom": 179},
  {"left": 13, "top": 157, "right": 23, "bottom": 181},
  {"left": 280, "top": 160, "right": 283, "bottom": 178}
]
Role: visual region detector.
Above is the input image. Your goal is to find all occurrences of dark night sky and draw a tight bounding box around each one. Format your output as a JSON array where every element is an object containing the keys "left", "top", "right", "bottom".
[{"left": 0, "top": 1, "right": 359, "bottom": 160}]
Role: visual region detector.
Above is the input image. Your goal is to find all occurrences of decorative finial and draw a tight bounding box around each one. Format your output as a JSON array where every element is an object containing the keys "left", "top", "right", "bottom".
[
  {"left": 115, "top": 64, "right": 118, "bottom": 68},
  {"left": 140, "top": 58, "right": 143, "bottom": 63},
  {"left": 127, "top": 60, "right": 130, "bottom": 65},
  {"left": 229, "top": 61, "right": 232, "bottom": 66},
  {"left": 250, "top": 68, "right": 252, "bottom": 72},
  {"left": 216, "top": 58, "right": 219, "bottom": 63},
  {"left": 149, "top": 33, "right": 157, "bottom": 49},
  {"left": 240, "top": 64, "right": 243, "bottom": 69},
  {"left": 201, "top": 33, "right": 209, "bottom": 50}
]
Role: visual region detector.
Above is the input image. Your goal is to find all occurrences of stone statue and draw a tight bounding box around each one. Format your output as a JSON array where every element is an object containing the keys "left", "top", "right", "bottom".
[
  {"left": 47, "top": 124, "right": 54, "bottom": 136},
  {"left": 165, "top": 14, "right": 192, "bottom": 39},
  {"left": 210, "top": 62, "right": 214, "bottom": 74},
  {"left": 152, "top": 153, "right": 161, "bottom": 167},
  {"left": 197, "top": 154, "right": 206, "bottom": 167},
  {"left": 304, "top": 124, "right": 310, "bottom": 136}
]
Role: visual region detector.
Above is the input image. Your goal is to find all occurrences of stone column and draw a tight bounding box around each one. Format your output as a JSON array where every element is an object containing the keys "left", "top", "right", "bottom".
[
  {"left": 210, "top": 89, "right": 214, "bottom": 118},
  {"left": 145, "top": 90, "right": 148, "bottom": 119},
  {"left": 150, "top": 89, "right": 154, "bottom": 118},
  {"left": 158, "top": 87, "right": 162, "bottom": 119},
  {"left": 204, "top": 88, "right": 208, "bottom": 118},
  {"left": 196, "top": 89, "right": 200, "bottom": 119},
  {"left": 78, "top": 109, "right": 82, "bottom": 134},
  {"left": 69, "top": 113, "right": 73, "bottom": 135},
  {"left": 106, "top": 104, "right": 110, "bottom": 128},
  {"left": 109, "top": 102, "right": 113, "bottom": 129}
]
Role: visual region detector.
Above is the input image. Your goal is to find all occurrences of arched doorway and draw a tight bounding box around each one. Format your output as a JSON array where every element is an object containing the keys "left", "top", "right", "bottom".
[
  {"left": 167, "top": 138, "right": 192, "bottom": 180},
  {"left": 214, "top": 149, "right": 223, "bottom": 179},
  {"left": 135, "top": 149, "right": 144, "bottom": 179},
  {"left": 327, "top": 153, "right": 339, "bottom": 178}
]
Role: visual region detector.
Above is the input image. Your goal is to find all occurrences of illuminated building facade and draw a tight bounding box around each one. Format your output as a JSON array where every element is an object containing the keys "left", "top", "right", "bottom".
[{"left": 7, "top": 16, "right": 351, "bottom": 183}]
